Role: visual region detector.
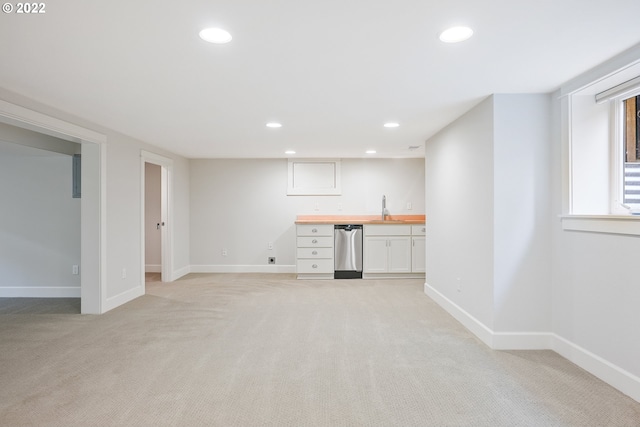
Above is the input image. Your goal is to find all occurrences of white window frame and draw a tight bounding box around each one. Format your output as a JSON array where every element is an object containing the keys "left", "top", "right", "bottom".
[
  {"left": 603, "top": 83, "right": 640, "bottom": 215},
  {"left": 559, "top": 49, "right": 640, "bottom": 236}
]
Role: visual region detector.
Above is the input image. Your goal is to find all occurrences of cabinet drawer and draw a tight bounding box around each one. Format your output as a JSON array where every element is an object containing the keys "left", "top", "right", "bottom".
[
  {"left": 297, "top": 236, "right": 334, "bottom": 247},
  {"left": 297, "top": 259, "right": 334, "bottom": 274},
  {"left": 297, "top": 247, "right": 334, "bottom": 259},
  {"left": 412, "top": 224, "right": 426, "bottom": 235},
  {"left": 364, "top": 224, "right": 411, "bottom": 236},
  {"left": 297, "top": 224, "right": 334, "bottom": 236}
]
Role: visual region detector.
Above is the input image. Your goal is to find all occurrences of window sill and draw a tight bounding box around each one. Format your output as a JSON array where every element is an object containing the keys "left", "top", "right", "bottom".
[{"left": 560, "top": 215, "right": 640, "bottom": 236}]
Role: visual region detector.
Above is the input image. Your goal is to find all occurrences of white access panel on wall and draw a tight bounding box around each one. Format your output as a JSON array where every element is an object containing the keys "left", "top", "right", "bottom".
[{"left": 287, "top": 159, "right": 341, "bottom": 195}]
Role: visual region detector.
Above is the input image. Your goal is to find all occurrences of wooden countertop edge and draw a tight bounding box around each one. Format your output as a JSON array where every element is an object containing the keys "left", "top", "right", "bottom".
[{"left": 295, "top": 215, "right": 425, "bottom": 225}]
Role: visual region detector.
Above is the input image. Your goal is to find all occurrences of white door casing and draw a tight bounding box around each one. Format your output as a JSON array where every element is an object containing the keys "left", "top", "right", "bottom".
[{"left": 0, "top": 99, "right": 107, "bottom": 314}]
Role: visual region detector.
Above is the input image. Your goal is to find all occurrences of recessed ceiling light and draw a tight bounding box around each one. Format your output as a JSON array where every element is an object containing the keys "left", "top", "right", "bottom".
[
  {"left": 439, "top": 26, "right": 473, "bottom": 43},
  {"left": 366, "top": 150, "right": 377, "bottom": 154},
  {"left": 285, "top": 150, "right": 296, "bottom": 155},
  {"left": 266, "top": 122, "right": 282, "bottom": 128},
  {"left": 384, "top": 122, "right": 399, "bottom": 128},
  {"left": 199, "top": 28, "right": 232, "bottom": 44}
]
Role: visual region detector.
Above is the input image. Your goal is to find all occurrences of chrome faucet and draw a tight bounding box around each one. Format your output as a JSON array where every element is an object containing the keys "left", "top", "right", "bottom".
[{"left": 382, "top": 195, "right": 387, "bottom": 220}]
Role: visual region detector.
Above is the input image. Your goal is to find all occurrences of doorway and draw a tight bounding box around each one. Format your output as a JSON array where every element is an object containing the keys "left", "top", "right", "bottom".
[
  {"left": 144, "top": 162, "right": 162, "bottom": 283},
  {"left": 0, "top": 99, "right": 106, "bottom": 314},
  {"left": 140, "top": 150, "right": 173, "bottom": 288}
]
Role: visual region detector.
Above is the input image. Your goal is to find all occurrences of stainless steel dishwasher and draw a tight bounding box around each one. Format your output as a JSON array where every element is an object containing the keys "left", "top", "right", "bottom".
[{"left": 334, "top": 224, "right": 363, "bottom": 279}]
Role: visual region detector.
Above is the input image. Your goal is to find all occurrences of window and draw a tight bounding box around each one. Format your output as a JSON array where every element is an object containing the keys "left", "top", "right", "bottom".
[
  {"left": 566, "top": 71, "right": 640, "bottom": 216},
  {"left": 560, "top": 51, "right": 640, "bottom": 235},
  {"left": 622, "top": 95, "right": 640, "bottom": 211},
  {"left": 606, "top": 85, "right": 640, "bottom": 215}
]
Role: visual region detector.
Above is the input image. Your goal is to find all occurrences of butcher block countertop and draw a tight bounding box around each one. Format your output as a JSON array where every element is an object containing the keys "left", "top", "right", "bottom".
[{"left": 295, "top": 214, "right": 425, "bottom": 225}]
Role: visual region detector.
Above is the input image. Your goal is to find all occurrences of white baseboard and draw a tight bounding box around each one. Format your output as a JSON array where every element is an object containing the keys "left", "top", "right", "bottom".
[
  {"left": 145, "top": 264, "right": 161, "bottom": 273},
  {"left": 0, "top": 287, "right": 81, "bottom": 298},
  {"left": 103, "top": 285, "right": 144, "bottom": 313},
  {"left": 551, "top": 334, "right": 640, "bottom": 403},
  {"left": 172, "top": 265, "right": 191, "bottom": 280},
  {"left": 424, "top": 282, "right": 495, "bottom": 347},
  {"left": 492, "top": 332, "right": 554, "bottom": 350},
  {"left": 190, "top": 264, "right": 296, "bottom": 274},
  {"left": 424, "top": 282, "right": 640, "bottom": 403}
]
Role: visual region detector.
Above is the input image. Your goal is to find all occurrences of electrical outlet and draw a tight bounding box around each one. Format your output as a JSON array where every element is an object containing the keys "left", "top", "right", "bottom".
[
  {"left": 456, "top": 277, "right": 461, "bottom": 292},
  {"left": 222, "top": 249, "right": 228, "bottom": 256},
  {"left": 407, "top": 202, "right": 412, "bottom": 210},
  {"left": 72, "top": 265, "right": 79, "bottom": 275},
  {"left": 268, "top": 257, "right": 276, "bottom": 264},
  {"left": 337, "top": 203, "right": 343, "bottom": 211},
  {"left": 268, "top": 242, "right": 274, "bottom": 250},
  {"left": 314, "top": 203, "right": 320, "bottom": 211},
  {"left": 122, "top": 268, "right": 127, "bottom": 279}
]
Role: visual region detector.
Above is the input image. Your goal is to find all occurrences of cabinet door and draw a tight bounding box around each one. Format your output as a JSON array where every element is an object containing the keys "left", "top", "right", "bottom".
[
  {"left": 364, "top": 237, "right": 389, "bottom": 273},
  {"left": 388, "top": 236, "right": 412, "bottom": 273},
  {"left": 411, "top": 236, "right": 426, "bottom": 273}
]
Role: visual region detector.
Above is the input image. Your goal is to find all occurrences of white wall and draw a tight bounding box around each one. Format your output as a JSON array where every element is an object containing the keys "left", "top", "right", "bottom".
[
  {"left": 493, "top": 94, "right": 551, "bottom": 333},
  {"left": 424, "top": 97, "right": 495, "bottom": 328},
  {"left": 189, "top": 158, "right": 425, "bottom": 271},
  {"left": 172, "top": 155, "right": 191, "bottom": 278},
  {"left": 425, "top": 94, "right": 552, "bottom": 343},
  {"left": 144, "top": 162, "right": 161, "bottom": 271},
  {"left": 103, "top": 131, "right": 190, "bottom": 306},
  {"left": 0, "top": 151, "right": 81, "bottom": 296}
]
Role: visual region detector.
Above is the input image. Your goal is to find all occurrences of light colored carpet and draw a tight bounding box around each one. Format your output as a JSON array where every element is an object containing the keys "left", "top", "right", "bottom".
[{"left": 0, "top": 273, "right": 639, "bottom": 426}]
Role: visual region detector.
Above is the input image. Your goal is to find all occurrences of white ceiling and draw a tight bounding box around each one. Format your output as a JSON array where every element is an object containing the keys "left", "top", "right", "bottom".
[{"left": 1, "top": 0, "right": 639, "bottom": 159}]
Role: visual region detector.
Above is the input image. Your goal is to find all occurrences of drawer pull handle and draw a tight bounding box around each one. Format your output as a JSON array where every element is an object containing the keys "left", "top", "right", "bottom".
[
  {"left": 312, "top": 264, "right": 318, "bottom": 269},
  {"left": 312, "top": 239, "right": 318, "bottom": 244},
  {"left": 312, "top": 228, "right": 318, "bottom": 233},
  {"left": 422, "top": 227, "right": 426, "bottom": 232},
  {"left": 312, "top": 251, "right": 318, "bottom": 255}
]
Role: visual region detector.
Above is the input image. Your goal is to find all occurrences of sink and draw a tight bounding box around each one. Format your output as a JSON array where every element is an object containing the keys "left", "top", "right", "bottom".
[{"left": 368, "top": 219, "right": 407, "bottom": 224}]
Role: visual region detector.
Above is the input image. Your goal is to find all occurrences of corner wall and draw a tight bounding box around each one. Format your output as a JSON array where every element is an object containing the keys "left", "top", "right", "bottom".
[
  {"left": 492, "top": 94, "right": 552, "bottom": 333},
  {"left": 424, "top": 94, "right": 552, "bottom": 346}
]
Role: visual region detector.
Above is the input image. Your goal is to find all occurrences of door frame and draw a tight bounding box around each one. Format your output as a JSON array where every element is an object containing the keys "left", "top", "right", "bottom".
[
  {"left": 0, "top": 98, "right": 107, "bottom": 314},
  {"left": 140, "top": 150, "right": 173, "bottom": 285}
]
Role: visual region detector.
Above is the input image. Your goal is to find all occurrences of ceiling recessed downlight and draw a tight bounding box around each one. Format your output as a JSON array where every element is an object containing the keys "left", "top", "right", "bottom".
[
  {"left": 285, "top": 150, "right": 296, "bottom": 155},
  {"left": 266, "top": 122, "right": 282, "bottom": 128},
  {"left": 199, "top": 28, "right": 232, "bottom": 44},
  {"left": 384, "top": 122, "right": 399, "bottom": 128},
  {"left": 439, "top": 26, "right": 473, "bottom": 43},
  {"left": 366, "top": 150, "right": 377, "bottom": 154}
]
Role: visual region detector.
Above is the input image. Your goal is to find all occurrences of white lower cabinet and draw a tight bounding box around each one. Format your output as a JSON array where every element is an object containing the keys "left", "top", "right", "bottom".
[
  {"left": 411, "top": 225, "right": 426, "bottom": 273},
  {"left": 411, "top": 236, "right": 426, "bottom": 273},
  {"left": 364, "top": 236, "right": 411, "bottom": 273},
  {"left": 295, "top": 222, "right": 425, "bottom": 280},
  {"left": 364, "top": 224, "right": 425, "bottom": 278},
  {"left": 296, "top": 224, "right": 334, "bottom": 279}
]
